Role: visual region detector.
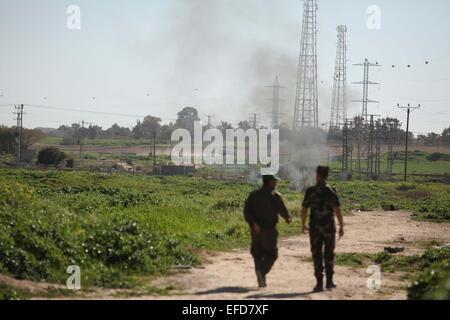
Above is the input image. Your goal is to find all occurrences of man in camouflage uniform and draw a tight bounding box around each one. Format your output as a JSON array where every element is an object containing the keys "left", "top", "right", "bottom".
[
  {"left": 301, "top": 166, "right": 344, "bottom": 292},
  {"left": 244, "top": 175, "right": 292, "bottom": 288}
]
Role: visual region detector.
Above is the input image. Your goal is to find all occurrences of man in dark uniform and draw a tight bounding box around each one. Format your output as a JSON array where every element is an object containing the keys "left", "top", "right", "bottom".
[
  {"left": 244, "top": 175, "right": 292, "bottom": 288},
  {"left": 301, "top": 166, "right": 344, "bottom": 292}
]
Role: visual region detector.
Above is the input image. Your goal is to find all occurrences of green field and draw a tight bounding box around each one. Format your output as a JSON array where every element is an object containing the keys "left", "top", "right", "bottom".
[
  {"left": 0, "top": 168, "right": 449, "bottom": 298},
  {"left": 40, "top": 137, "right": 170, "bottom": 147},
  {"left": 330, "top": 150, "right": 450, "bottom": 176}
]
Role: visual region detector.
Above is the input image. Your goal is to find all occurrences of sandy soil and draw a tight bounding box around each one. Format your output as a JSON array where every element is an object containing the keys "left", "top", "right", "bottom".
[
  {"left": 2, "top": 211, "right": 449, "bottom": 300},
  {"left": 146, "top": 211, "right": 450, "bottom": 300}
]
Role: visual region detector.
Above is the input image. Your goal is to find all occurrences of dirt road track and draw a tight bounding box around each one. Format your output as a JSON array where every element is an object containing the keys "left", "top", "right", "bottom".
[{"left": 147, "top": 211, "right": 450, "bottom": 300}]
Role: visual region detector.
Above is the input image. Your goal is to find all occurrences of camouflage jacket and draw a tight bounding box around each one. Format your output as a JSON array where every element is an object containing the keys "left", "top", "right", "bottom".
[
  {"left": 244, "top": 187, "right": 291, "bottom": 228},
  {"left": 302, "top": 183, "right": 341, "bottom": 229}
]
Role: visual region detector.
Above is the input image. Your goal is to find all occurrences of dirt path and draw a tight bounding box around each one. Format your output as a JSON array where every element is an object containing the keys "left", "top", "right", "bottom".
[
  {"left": 145, "top": 211, "right": 450, "bottom": 300},
  {"left": 3, "top": 211, "right": 449, "bottom": 300}
]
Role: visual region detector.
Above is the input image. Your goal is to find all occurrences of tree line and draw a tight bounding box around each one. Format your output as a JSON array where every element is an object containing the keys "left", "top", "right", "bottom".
[
  {"left": 1, "top": 105, "right": 450, "bottom": 156},
  {"left": 0, "top": 126, "right": 45, "bottom": 154}
]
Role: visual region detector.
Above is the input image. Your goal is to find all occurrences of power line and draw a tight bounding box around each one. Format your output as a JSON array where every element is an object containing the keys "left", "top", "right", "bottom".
[{"left": 1, "top": 103, "right": 178, "bottom": 122}]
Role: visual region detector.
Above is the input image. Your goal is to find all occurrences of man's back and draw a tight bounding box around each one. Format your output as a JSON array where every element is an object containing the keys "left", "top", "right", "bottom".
[
  {"left": 244, "top": 187, "right": 289, "bottom": 228},
  {"left": 303, "top": 183, "right": 340, "bottom": 228}
]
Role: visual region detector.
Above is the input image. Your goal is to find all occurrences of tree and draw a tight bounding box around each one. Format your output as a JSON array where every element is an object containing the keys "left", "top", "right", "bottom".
[
  {"left": 141, "top": 116, "right": 162, "bottom": 140},
  {"left": 160, "top": 123, "right": 175, "bottom": 142},
  {"left": 238, "top": 121, "right": 251, "bottom": 131},
  {"left": 422, "top": 132, "right": 440, "bottom": 146},
  {"left": 0, "top": 126, "right": 45, "bottom": 154},
  {"left": 176, "top": 107, "right": 200, "bottom": 133},
  {"left": 37, "top": 147, "right": 67, "bottom": 166},
  {"left": 22, "top": 129, "right": 46, "bottom": 149},
  {"left": 441, "top": 126, "right": 450, "bottom": 146},
  {"left": 217, "top": 121, "right": 233, "bottom": 134},
  {"left": 105, "top": 123, "right": 131, "bottom": 138},
  {"left": 87, "top": 125, "right": 103, "bottom": 139},
  {"left": 131, "top": 120, "right": 144, "bottom": 139},
  {"left": 0, "top": 126, "right": 16, "bottom": 154}
]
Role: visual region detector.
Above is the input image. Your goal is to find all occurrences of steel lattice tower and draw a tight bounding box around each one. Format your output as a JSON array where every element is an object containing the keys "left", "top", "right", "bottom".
[
  {"left": 353, "top": 59, "right": 380, "bottom": 120},
  {"left": 268, "top": 76, "right": 286, "bottom": 128},
  {"left": 330, "top": 25, "right": 348, "bottom": 130},
  {"left": 293, "top": 0, "right": 319, "bottom": 130}
]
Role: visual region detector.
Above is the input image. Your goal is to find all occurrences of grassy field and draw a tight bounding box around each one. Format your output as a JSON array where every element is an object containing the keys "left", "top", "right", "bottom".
[
  {"left": 0, "top": 168, "right": 449, "bottom": 298},
  {"left": 40, "top": 137, "right": 170, "bottom": 147},
  {"left": 329, "top": 150, "right": 450, "bottom": 176}
]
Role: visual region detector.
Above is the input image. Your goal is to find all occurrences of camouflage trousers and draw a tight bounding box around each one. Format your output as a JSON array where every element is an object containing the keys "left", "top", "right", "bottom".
[
  {"left": 309, "top": 225, "right": 336, "bottom": 279},
  {"left": 250, "top": 227, "right": 278, "bottom": 276}
]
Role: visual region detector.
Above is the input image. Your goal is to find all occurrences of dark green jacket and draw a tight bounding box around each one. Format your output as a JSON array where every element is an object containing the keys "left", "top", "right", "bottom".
[
  {"left": 244, "top": 187, "right": 291, "bottom": 228},
  {"left": 302, "top": 183, "right": 341, "bottom": 229}
]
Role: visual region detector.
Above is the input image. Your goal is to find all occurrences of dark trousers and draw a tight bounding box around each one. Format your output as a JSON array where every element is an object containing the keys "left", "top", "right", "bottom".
[
  {"left": 250, "top": 227, "right": 278, "bottom": 276},
  {"left": 309, "top": 227, "right": 336, "bottom": 279}
]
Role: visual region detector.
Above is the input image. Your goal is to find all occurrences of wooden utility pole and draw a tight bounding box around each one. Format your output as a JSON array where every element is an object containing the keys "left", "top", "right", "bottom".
[
  {"left": 397, "top": 103, "right": 421, "bottom": 182},
  {"left": 13, "top": 105, "right": 24, "bottom": 163}
]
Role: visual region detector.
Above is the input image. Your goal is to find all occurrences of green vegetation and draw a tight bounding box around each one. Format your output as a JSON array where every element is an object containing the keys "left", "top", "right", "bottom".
[
  {"left": 40, "top": 136, "right": 64, "bottom": 145},
  {"left": 408, "top": 246, "right": 450, "bottom": 300},
  {"left": 334, "top": 247, "right": 450, "bottom": 300},
  {"left": 331, "top": 252, "right": 421, "bottom": 273},
  {"left": 36, "top": 147, "right": 67, "bottom": 166},
  {"left": 79, "top": 139, "right": 169, "bottom": 147},
  {"left": 0, "top": 169, "right": 300, "bottom": 291},
  {"left": 0, "top": 284, "right": 31, "bottom": 300},
  {"left": 330, "top": 150, "right": 450, "bottom": 176},
  {"left": 332, "top": 180, "right": 450, "bottom": 220},
  {"left": 426, "top": 152, "right": 450, "bottom": 162},
  {"left": 41, "top": 136, "right": 170, "bottom": 147},
  {"left": 0, "top": 167, "right": 448, "bottom": 298}
]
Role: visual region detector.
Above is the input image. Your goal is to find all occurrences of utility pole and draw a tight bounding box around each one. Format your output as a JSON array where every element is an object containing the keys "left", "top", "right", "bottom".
[
  {"left": 340, "top": 118, "right": 353, "bottom": 175},
  {"left": 353, "top": 59, "right": 380, "bottom": 121},
  {"left": 375, "top": 119, "right": 382, "bottom": 175},
  {"left": 153, "top": 134, "right": 157, "bottom": 167},
  {"left": 249, "top": 113, "right": 261, "bottom": 129},
  {"left": 78, "top": 120, "right": 93, "bottom": 168},
  {"left": 397, "top": 103, "right": 421, "bottom": 182},
  {"left": 205, "top": 115, "right": 215, "bottom": 128},
  {"left": 366, "top": 114, "right": 380, "bottom": 178},
  {"left": 13, "top": 104, "right": 25, "bottom": 163},
  {"left": 267, "top": 76, "right": 286, "bottom": 128},
  {"left": 386, "top": 120, "right": 399, "bottom": 177},
  {"left": 353, "top": 115, "right": 364, "bottom": 180}
]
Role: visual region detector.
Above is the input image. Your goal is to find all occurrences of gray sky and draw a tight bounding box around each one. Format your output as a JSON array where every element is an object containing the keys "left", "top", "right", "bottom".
[{"left": 0, "top": 0, "right": 449, "bottom": 135}]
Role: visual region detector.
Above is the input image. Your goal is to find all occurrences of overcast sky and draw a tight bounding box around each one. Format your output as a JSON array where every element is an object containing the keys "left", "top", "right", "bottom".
[{"left": 0, "top": 0, "right": 449, "bottom": 135}]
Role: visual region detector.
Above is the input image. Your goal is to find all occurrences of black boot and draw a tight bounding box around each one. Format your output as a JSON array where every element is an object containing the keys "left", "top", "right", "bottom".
[
  {"left": 313, "top": 277, "right": 324, "bottom": 292},
  {"left": 256, "top": 271, "right": 267, "bottom": 288},
  {"left": 326, "top": 275, "right": 337, "bottom": 290}
]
